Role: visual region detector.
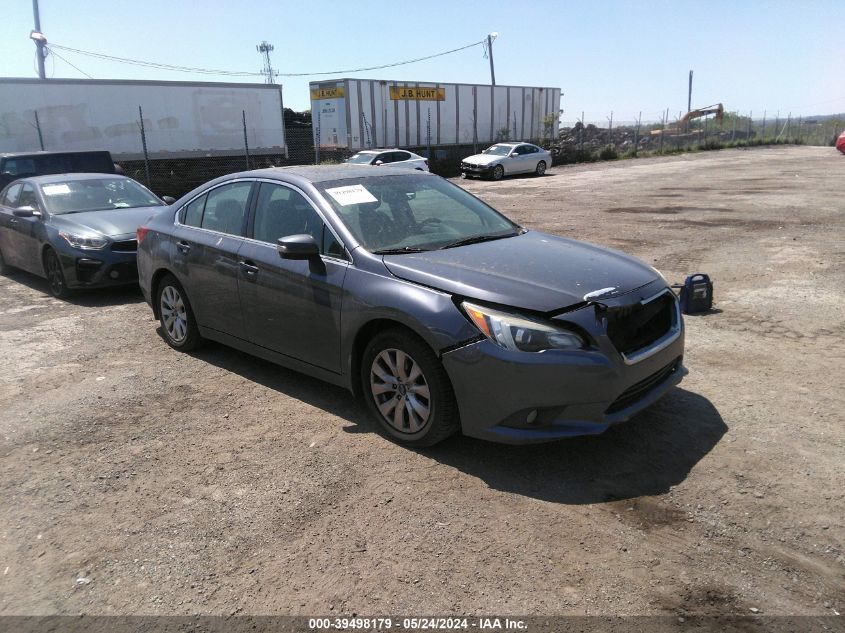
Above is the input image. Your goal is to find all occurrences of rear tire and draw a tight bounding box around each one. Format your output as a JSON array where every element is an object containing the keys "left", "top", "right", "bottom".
[
  {"left": 43, "top": 248, "right": 71, "bottom": 299},
  {"left": 156, "top": 274, "right": 203, "bottom": 351},
  {"left": 0, "top": 245, "right": 11, "bottom": 275},
  {"left": 361, "top": 328, "right": 459, "bottom": 447},
  {"left": 491, "top": 164, "right": 505, "bottom": 181},
  {"left": 535, "top": 160, "right": 547, "bottom": 176}
]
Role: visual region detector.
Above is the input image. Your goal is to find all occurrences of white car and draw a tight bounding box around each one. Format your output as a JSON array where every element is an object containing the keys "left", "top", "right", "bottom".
[
  {"left": 344, "top": 149, "right": 429, "bottom": 171},
  {"left": 460, "top": 142, "right": 551, "bottom": 180}
]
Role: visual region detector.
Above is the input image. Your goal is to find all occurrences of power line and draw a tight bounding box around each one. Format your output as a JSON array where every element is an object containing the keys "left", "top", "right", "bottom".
[
  {"left": 46, "top": 46, "right": 93, "bottom": 78},
  {"left": 47, "top": 38, "right": 487, "bottom": 79}
]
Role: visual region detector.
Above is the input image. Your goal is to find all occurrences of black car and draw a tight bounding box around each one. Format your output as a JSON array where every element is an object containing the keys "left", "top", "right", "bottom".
[
  {"left": 0, "top": 173, "right": 170, "bottom": 298},
  {"left": 0, "top": 151, "right": 116, "bottom": 190},
  {"left": 137, "top": 166, "right": 685, "bottom": 447}
]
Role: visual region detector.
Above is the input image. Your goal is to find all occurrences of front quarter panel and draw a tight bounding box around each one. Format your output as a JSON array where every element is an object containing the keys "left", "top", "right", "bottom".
[{"left": 340, "top": 262, "right": 479, "bottom": 381}]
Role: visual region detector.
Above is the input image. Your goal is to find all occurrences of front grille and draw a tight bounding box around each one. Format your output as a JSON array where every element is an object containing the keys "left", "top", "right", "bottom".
[
  {"left": 606, "top": 291, "right": 676, "bottom": 356},
  {"left": 606, "top": 357, "right": 681, "bottom": 414},
  {"left": 111, "top": 239, "right": 137, "bottom": 252}
]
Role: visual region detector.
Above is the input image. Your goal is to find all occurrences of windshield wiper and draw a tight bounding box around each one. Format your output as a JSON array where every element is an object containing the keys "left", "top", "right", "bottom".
[
  {"left": 373, "top": 246, "right": 431, "bottom": 255},
  {"left": 438, "top": 231, "right": 521, "bottom": 250}
]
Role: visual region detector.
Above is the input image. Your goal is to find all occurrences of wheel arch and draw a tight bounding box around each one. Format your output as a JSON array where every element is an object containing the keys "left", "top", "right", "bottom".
[
  {"left": 149, "top": 267, "right": 177, "bottom": 319},
  {"left": 348, "top": 318, "right": 432, "bottom": 397}
]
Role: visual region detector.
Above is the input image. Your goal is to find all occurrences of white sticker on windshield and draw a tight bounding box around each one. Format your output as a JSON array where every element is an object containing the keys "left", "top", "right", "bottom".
[
  {"left": 42, "top": 184, "right": 71, "bottom": 195},
  {"left": 324, "top": 184, "right": 377, "bottom": 206}
]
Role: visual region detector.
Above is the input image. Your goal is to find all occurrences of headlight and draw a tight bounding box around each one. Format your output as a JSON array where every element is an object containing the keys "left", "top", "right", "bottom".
[
  {"left": 462, "top": 301, "right": 586, "bottom": 352},
  {"left": 58, "top": 231, "right": 108, "bottom": 250}
]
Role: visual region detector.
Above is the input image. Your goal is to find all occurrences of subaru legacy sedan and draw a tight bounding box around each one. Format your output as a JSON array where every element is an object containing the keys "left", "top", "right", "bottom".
[
  {"left": 0, "top": 174, "right": 169, "bottom": 298},
  {"left": 137, "top": 165, "right": 685, "bottom": 446}
]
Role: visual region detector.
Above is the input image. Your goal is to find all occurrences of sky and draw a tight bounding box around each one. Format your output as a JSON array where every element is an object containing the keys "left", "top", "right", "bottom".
[{"left": 1, "top": 0, "right": 843, "bottom": 124}]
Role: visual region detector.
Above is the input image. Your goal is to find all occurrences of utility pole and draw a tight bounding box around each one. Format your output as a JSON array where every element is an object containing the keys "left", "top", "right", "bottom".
[
  {"left": 687, "top": 70, "right": 693, "bottom": 113},
  {"left": 256, "top": 41, "right": 275, "bottom": 84},
  {"left": 31, "top": 0, "right": 47, "bottom": 80},
  {"left": 487, "top": 32, "right": 498, "bottom": 86}
]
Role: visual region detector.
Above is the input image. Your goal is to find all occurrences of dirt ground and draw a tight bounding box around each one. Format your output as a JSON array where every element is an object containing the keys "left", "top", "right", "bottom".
[{"left": 0, "top": 146, "right": 842, "bottom": 618}]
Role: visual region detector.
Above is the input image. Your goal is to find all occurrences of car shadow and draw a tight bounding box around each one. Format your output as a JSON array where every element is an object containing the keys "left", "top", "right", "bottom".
[
  {"left": 1, "top": 269, "right": 143, "bottom": 307},
  {"left": 183, "top": 338, "right": 375, "bottom": 427},
  {"left": 182, "top": 338, "right": 725, "bottom": 505},
  {"left": 421, "top": 388, "right": 726, "bottom": 504}
]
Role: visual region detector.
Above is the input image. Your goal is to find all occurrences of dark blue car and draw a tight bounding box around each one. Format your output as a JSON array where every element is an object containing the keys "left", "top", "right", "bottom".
[{"left": 0, "top": 173, "right": 170, "bottom": 298}]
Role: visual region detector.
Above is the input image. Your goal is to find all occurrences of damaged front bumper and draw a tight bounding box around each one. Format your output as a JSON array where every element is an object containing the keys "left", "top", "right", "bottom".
[{"left": 441, "top": 286, "right": 687, "bottom": 444}]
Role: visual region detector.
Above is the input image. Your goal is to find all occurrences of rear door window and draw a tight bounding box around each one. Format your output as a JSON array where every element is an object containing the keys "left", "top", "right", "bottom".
[
  {"left": 181, "top": 194, "right": 207, "bottom": 227},
  {"left": 391, "top": 152, "right": 411, "bottom": 162},
  {"left": 200, "top": 182, "right": 252, "bottom": 235}
]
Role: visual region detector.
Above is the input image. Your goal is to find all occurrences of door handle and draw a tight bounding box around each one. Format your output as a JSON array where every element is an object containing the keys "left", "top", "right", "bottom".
[
  {"left": 176, "top": 240, "right": 191, "bottom": 254},
  {"left": 239, "top": 260, "right": 259, "bottom": 277}
]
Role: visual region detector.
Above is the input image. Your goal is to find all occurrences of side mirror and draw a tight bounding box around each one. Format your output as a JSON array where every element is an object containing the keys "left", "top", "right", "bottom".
[
  {"left": 13, "top": 206, "right": 40, "bottom": 218},
  {"left": 161, "top": 196, "right": 176, "bottom": 205},
  {"left": 374, "top": 160, "right": 384, "bottom": 166},
  {"left": 277, "top": 234, "right": 320, "bottom": 260}
]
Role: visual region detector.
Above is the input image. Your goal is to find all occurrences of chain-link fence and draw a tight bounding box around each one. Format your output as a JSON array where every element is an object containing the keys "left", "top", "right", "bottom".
[{"left": 112, "top": 105, "right": 843, "bottom": 198}]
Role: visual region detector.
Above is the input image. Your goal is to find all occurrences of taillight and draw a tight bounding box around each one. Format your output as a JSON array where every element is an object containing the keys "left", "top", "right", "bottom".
[{"left": 137, "top": 226, "right": 150, "bottom": 243}]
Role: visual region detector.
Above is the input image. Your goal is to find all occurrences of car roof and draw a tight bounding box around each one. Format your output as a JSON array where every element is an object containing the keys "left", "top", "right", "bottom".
[
  {"left": 353, "top": 148, "right": 411, "bottom": 154},
  {"left": 19, "top": 173, "right": 129, "bottom": 185},
  {"left": 0, "top": 150, "right": 111, "bottom": 159},
  {"left": 238, "top": 164, "right": 430, "bottom": 184}
]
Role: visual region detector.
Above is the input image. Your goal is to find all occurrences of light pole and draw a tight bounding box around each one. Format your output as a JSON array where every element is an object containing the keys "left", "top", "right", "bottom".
[{"left": 487, "top": 32, "right": 498, "bottom": 86}]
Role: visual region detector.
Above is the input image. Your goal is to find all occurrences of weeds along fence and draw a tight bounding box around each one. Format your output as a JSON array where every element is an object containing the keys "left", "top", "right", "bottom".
[{"left": 553, "top": 110, "right": 844, "bottom": 164}]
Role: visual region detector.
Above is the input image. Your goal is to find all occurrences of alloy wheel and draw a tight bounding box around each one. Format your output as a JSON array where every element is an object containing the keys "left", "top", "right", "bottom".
[
  {"left": 45, "top": 251, "right": 65, "bottom": 296},
  {"left": 492, "top": 165, "right": 505, "bottom": 181},
  {"left": 536, "top": 161, "right": 546, "bottom": 176},
  {"left": 160, "top": 285, "right": 188, "bottom": 343},
  {"left": 370, "top": 348, "right": 431, "bottom": 434}
]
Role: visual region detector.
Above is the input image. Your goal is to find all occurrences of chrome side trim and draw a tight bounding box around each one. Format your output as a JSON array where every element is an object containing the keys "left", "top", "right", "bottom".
[{"left": 620, "top": 290, "right": 682, "bottom": 366}]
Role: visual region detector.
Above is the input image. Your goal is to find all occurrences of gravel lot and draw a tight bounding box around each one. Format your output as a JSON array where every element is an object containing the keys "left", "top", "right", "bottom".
[{"left": 0, "top": 146, "right": 842, "bottom": 617}]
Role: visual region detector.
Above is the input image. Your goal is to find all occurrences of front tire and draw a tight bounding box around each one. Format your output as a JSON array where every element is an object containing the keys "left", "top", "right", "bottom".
[
  {"left": 43, "top": 248, "right": 71, "bottom": 299},
  {"left": 156, "top": 274, "right": 203, "bottom": 351},
  {"left": 490, "top": 164, "right": 505, "bottom": 181},
  {"left": 361, "top": 328, "right": 459, "bottom": 447},
  {"left": 535, "top": 160, "right": 547, "bottom": 176}
]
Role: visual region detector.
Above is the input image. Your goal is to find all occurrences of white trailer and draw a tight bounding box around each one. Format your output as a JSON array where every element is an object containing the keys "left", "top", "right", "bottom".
[
  {"left": 310, "top": 78, "right": 560, "bottom": 151},
  {"left": 0, "top": 78, "right": 287, "bottom": 159}
]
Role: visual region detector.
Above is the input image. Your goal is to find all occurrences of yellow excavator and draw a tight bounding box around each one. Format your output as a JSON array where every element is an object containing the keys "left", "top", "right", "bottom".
[{"left": 651, "top": 103, "right": 725, "bottom": 136}]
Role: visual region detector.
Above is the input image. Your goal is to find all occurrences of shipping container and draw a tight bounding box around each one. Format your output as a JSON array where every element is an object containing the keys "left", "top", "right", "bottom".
[
  {"left": 0, "top": 78, "right": 287, "bottom": 159},
  {"left": 310, "top": 79, "right": 560, "bottom": 151}
]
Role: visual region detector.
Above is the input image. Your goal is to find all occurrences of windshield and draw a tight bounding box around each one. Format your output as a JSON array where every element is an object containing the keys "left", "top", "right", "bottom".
[
  {"left": 483, "top": 145, "right": 513, "bottom": 156},
  {"left": 317, "top": 174, "right": 521, "bottom": 253},
  {"left": 39, "top": 178, "right": 163, "bottom": 215},
  {"left": 345, "top": 153, "right": 377, "bottom": 165}
]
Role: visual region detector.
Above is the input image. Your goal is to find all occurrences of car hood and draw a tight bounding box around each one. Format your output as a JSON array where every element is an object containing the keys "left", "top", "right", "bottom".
[
  {"left": 50, "top": 205, "right": 167, "bottom": 237},
  {"left": 462, "top": 153, "right": 505, "bottom": 166},
  {"left": 382, "top": 231, "right": 659, "bottom": 312}
]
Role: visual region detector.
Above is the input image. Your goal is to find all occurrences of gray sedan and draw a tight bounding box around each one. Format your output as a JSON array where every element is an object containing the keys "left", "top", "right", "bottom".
[
  {"left": 0, "top": 174, "right": 169, "bottom": 298},
  {"left": 136, "top": 166, "right": 685, "bottom": 446}
]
